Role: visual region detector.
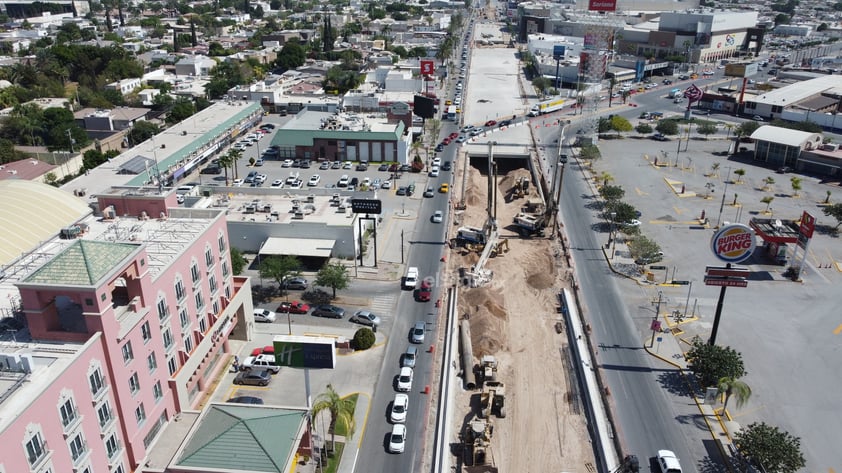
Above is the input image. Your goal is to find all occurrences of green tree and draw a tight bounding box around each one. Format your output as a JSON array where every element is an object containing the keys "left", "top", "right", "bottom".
[
  {"left": 352, "top": 327, "right": 376, "bottom": 350},
  {"left": 737, "top": 120, "right": 760, "bottom": 137},
  {"left": 276, "top": 40, "right": 306, "bottom": 71},
  {"left": 128, "top": 121, "right": 160, "bottom": 145},
  {"left": 696, "top": 122, "right": 717, "bottom": 138},
  {"left": 217, "top": 149, "right": 239, "bottom": 185},
  {"left": 604, "top": 201, "right": 639, "bottom": 225},
  {"left": 734, "top": 422, "right": 806, "bottom": 473},
  {"left": 733, "top": 168, "right": 746, "bottom": 183},
  {"left": 259, "top": 255, "right": 302, "bottom": 293},
  {"left": 635, "top": 123, "right": 653, "bottom": 135},
  {"left": 315, "top": 262, "right": 350, "bottom": 298},
  {"left": 598, "top": 171, "right": 614, "bottom": 187},
  {"left": 312, "top": 384, "right": 356, "bottom": 452},
  {"left": 230, "top": 248, "right": 247, "bottom": 275},
  {"left": 627, "top": 235, "right": 662, "bottom": 264},
  {"left": 532, "top": 76, "right": 551, "bottom": 95},
  {"left": 598, "top": 117, "right": 613, "bottom": 133},
  {"left": 656, "top": 119, "right": 679, "bottom": 136},
  {"left": 763, "top": 176, "right": 775, "bottom": 191},
  {"left": 167, "top": 98, "right": 196, "bottom": 124},
  {"left": 717, "top": 376, "right": 752, "bottom": 414},
  {"left": 686, "top": 336, "right": 747, "bottom": 387},
  {"left": 821, "top": 202, "right": 842, "bottom": 228},
  {"left": 610, "top": 115, "right": 632, "bottom": 136},
  {"left": 789, "top": 176, "right": 802, "bottom": 196},
  {"left": 579, "top": 144, "right": 601, "bottom": 161},
  {"left": 761, "top": 195, "right": 774, "bottom": 212},
  {"left": 599, "top": 184, "right": 625, "bottom": 202}
]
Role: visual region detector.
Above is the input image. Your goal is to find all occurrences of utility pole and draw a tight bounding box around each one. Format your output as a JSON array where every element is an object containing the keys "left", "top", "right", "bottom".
[
  {"left": 716, "top": 167, "right": 732, "bottom": 228},
  {"left": 649, "top": 291, "right": 663, "bottom": 348}
]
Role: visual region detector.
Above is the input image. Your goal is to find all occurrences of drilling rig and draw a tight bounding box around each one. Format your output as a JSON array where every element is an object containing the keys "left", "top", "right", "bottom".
[{"left": 462, "top": 142, "right": 500, "bottom": 287}]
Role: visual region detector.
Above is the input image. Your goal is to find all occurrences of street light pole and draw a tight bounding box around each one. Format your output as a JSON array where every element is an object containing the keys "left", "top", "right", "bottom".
[
  {"left": 401, "top": 229, "right": 405, "bottom": 264},
  {"left": 610, "top": 212, "right": 617, "bottom": 259},
  {"left": 650, "top": 291, "right": 663, "bottom": 348}
]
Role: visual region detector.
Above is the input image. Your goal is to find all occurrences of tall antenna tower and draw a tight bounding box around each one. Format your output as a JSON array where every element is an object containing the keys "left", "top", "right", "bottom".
[{"left": 579, "top": 1, "right": 622, "bottom": 143}]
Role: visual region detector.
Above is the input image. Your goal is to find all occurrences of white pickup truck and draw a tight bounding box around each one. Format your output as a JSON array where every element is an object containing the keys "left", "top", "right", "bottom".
[{"left": 404, "top": 267, "right": 419, "bottom": 290}]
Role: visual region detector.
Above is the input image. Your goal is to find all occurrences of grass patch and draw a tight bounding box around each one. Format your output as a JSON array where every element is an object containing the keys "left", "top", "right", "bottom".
[{"left": 322, "top": 442, "right": 345, "bottom": 473}]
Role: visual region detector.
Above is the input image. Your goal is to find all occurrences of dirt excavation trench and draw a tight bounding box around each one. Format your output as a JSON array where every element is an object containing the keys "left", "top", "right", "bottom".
[{"left": 445, "top": 162, "right": 596, "bottom": 473}]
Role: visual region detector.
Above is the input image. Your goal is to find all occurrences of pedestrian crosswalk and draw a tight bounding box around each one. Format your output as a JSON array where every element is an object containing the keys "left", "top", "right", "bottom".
[{"left": 368, "top": 295, "right": 397, "bottom": 319}]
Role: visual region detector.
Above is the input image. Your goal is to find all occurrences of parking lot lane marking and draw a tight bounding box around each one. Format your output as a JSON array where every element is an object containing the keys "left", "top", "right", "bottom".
[
  {"left": 634, "top": 187, "right": 648, "bottom": 196},
  {"left": 673, "top": 206, "right": 685, "bottom": 215},
  {"left": 833, "top": 324, "right": 842, "bottom": 336}
]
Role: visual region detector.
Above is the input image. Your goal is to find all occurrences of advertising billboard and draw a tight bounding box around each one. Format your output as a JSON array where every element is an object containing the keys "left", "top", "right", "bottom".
[
  {"left": 588, "top": 0, "right": 616, "bottom": 11},
  {"left": 710, "top": 224, "right": 756, "bottom": 263},
  {"left": 273, "top": 335, "right": 336, "bottom": 369},
  {"left": 724, "top": 63, "right": 759, "bottom": 78},
  {"left": 420, "top": 60, "right": 435, "bottom": 76}
]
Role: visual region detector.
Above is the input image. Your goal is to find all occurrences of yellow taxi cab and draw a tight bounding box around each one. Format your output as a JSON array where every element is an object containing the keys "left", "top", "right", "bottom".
[
  {"left": 445, "top": 100, "right": 453, "bottom": 106},
  {"left": 439, "top": 183, "right": 450, "bottom": 193},
  {"left": 689, "top": 73, "right": 698, "bottom": 79}
]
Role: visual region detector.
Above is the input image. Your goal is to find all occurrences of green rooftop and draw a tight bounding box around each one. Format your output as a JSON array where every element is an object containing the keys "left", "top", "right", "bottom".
[
  {"left": 177, "top": 405, "right": 307, "bottom": 472},
  {"left": 23, "top": 240, "right": 139, "bottom": 286}
]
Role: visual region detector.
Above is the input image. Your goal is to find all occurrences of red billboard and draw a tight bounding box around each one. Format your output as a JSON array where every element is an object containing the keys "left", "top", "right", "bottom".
[
  {"left": 799, "top": 211, "right": 815, "bottom": 239},
  {"left": 588, "top": 0, "right": 616, "bottom": 11},
  {"left": 420, "top": 60, "right": 435, "bottom": 76}
]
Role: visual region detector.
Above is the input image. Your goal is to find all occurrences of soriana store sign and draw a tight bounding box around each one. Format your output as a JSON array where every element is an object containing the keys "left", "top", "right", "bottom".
[{"left": 710, "top": 224, "right": 756, "bottom": 263}]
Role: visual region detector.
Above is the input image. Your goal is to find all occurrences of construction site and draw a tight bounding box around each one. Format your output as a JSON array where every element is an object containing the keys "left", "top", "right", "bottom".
[{"left": 444, "top": 140, "right": 597, "bottom": 473}]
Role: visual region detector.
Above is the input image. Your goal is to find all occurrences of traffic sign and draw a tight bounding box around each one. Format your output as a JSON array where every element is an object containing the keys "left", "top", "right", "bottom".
[
  {"left": 705, "top": 266, "right": 750, "bottom": 278},
  {"left": 671, "top": 280, "right": 690, "bottom": 285},
  {"left": 649, "top": 265, "right": 667, "bottom": 270},
  {"left": 704, "top": 276, "right": 748, "bottom": 287},
  {"left": 351, "top": 199, "right": 382, "bottom": 214}
]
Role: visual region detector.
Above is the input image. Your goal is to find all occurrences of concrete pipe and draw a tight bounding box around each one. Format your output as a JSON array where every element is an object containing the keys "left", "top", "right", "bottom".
[{"left": 460, "top": 319, "right": 477, "bottom": 390}]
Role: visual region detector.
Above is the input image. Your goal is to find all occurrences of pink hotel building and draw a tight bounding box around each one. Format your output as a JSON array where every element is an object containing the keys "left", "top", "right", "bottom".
[{"left": 0, "top": 185, "right": 253, "bottom": 473}]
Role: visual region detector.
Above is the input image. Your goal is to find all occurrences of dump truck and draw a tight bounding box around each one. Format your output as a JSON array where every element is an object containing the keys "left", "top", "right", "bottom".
[
  {"left": 528, "top": 98, "right": 568, "bottom": 116},
  {"left": 509, "top": 176, "right": 530, "bottom": 199},
  {"left": 513, "top": 212, "right": 547, "bottom": 236},
  {"left": 457, "top": 226, "right": 487, "bottom": 244}
]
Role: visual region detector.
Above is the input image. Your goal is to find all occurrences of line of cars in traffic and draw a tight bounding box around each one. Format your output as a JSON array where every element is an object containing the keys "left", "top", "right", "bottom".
[{"left": 387, "top": 323, "right": 427, "bottom": 454}]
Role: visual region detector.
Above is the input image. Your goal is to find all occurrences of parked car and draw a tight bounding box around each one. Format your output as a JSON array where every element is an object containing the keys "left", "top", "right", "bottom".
[
  {"left": 241, "top": 354, "right": 281, "bottom": 373},
  {"left": 435, "top": 144, "right": 444, "bottom": 152},
  {"left": 282, "top": 159, "right": 293, "bottom": 167},
  {"left": 281, "top": 277, "right": 308, "bottom": 290},
  {"left": 485, "top": 120, "right": 497, "bottom": 127},
  {"left": 499, "top": 120, "right": 511, "bottom": 127},
  {"left": 389, "top": 424, "right": 407, "bottom": 453},
  {"left": 350, "top": 310, "right": 381, "bottom": 327},
  {"left": 343, "top": 161, "right": 353, "bottom": 169},
  {"left": 356, "top": 162, "right": 368, "bottom": 171},
  {"left": 652, "top": 133, "right": 668, "bottom": 141},
  {"left": 442, "top": 161, "right": 452, "bottom": 171},
  {"left": 278, "top": 301, "right": 311, "bottom": 314},
  {"left": 308, "top": 174, "right": 321, "bottom": 186},
  {"left": 378, "top": 163, "right": 390, "bottom": 171},
  {"left": 233, "top": 179, "right": 244, "bottom": 187},
  {"left": 396, "top": 186, "right": 408, "bottom": 196},
  {"left": 234, "top": 369, "right": 272, "bottom": 386},
  {"left": 253, "top": 309, "right": 277, "bottom": 323},
  {"left": 424, "top": 187, "right": 434, "bottom": 198},
  {"left": 448, "top": 132, "right": 459, "bottom": 140},
  {"left": 312, "top": 304, "right": 346, "bottom": 319},
  {"left": 391, "top": 393, "right": 409, "bottom": 423},
  {"left": 410, "top": 321, "right": 426, "bottom": 344},
  {"left": 331, "top": 161, "right": 342, "bottom": 169},
  {"left": 320, "top": 161, "right": 331, "bottom": 170},
  {"left": 227, "top": 396, "right": 264, "bottom": 404},
  {"left": 271, "top": 179, "right": 284, "bottom": 188},
  {"left": 381, "top": 180, "right": 392, "bottom": 189},
  {"left": 402, "top": 346, "right": 418, "bottom": 368},
  {"left": 397, "top": 367, "right": 414, "bottom": 392}
]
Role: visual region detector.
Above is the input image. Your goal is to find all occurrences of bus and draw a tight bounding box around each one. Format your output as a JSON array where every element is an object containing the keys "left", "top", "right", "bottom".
[{"left": 446, "top": 105, "right": 457, "bottom": 121}]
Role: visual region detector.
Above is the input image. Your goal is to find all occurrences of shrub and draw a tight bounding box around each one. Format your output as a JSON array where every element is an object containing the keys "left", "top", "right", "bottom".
[
  {"left": 352, "top": 328, "right": 376, "bottom": 350},
  {"left": 302, "top": 288, "right": 331, "bottom": 305}
]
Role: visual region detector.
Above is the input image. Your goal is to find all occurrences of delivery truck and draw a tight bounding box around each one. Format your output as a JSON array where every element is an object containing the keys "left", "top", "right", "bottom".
[{"left": 527, "top": 98, "right": 568, "bottom": 116}]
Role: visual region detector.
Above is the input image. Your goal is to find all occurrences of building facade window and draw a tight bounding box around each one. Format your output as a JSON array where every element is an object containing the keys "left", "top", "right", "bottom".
[
  {"left": 194, "top": 290, "right": 204, "bottom": 312},
  {"left": 128, "top": 372, "right": 140, "bottom": 394},
  {"left": 97, "top": 401, "right": 114, "bottom": 429},
  {"left": 190, "top": 261, "right": 200, "bottom": 285},
  {"left": 218, "top": 234, "right": 226, "bottom": 253},
  {"left": 105, "top": 433, "right": 120, "bottom": 460},
  {"left": 147, "top": 352, "right": 157, "bottom": 373},
  {"left": 222, "top": 260, "right": 230, "bottom": 277},
  {"left": 198, "top": 315, "right": 207, "bottom": 334},
  {"left": 156, "top": 296, "right": 169, "bottom": 321},
  {"left": 175, "top": 278, "right": 186, "bottom": 302},
  {"left": 162, "top": 328, "right": 173, "bottom": 351},
  {"left": 209, "top": 274, "right": 218, "bottom": 294},
  {"left": 205, "top": 246, "right": 214, "bottom": 267},
  {"left": 179, "top": 307, "right": 190, "bottom": 329},
  {"left": 59, "top": 398, "right": 78, "bottom": 428},
  {"left": 141, "top": 321, "right": 152, "bottom": 343},
  {"left": 121, "top": 341, "right": 133, "bottom": 363},
  {"left": 89, "top": 367, "right": 105, "bottom": 397},
  {"left": 183, "top": 333, "right": 194, "bottom": 354},
  {"left": 212, "top": 298, "right": 220, "bottom": 315},
  {"left": 135, "top": 404, "right": 146, "bottom": 426},
  {"left": 167, "top": 356, "right": 178, "bottom": 376},
  {"left": 25, "top": 431, "right": 47, "bottom": 466},
  {"left": 153, "top": 381, "right": 163, "bottom": 402},
  {"left": 68, "top": 432, "right": 87, "bottom": 464}
]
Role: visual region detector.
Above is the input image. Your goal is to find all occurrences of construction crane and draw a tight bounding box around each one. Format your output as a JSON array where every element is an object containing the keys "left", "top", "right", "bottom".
[{"left": 463, "top": 141, "right": 500, "bottom": 287}]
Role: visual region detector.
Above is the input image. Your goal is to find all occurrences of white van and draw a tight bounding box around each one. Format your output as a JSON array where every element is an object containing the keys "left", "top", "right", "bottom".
[{"left": 338, "top": 175, "right": 350, "bottom": 187}]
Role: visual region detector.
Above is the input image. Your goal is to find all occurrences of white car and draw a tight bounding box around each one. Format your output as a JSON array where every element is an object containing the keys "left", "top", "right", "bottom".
[
  {"left": 342, "top": 161, "right": 353, "bottom": 169},
  {"left": 233, "top": 142, "right": 247, "bottom": 151},
  {"left": 282, "top": 159, "right": 293, "bottom": 167},
  {"left": 253, "top": 309, "right": 276, "bottom": 323},
  {"left": 338, "top": 175, "right": 350, "bottom": 187},
  {"left": 432, "top": 157, "right": 441, "bottom": 167},
  {"left": 429, "top": 167, "right": 440, "bottom": 178},
  {"left": 308, "top": 174, "right": 321, "bottom": 186},
  {"left": 254, "top": 174, "right": 267, "bottom": 184},
  {"left": 389, "top": 424, "right": 406, "bottom": 453},
  {"left": 381, "top": 180, "right": 392, "bottom": 189},
  {"left": 432, "top": 210, "right": 443, "bottom": 223},
  {"left": 456, "top": 136, "right": 467, "bottom": 143},
  {"left": 656, "top": 450, "right": 682, "bottom": 473},
  {"left": 271, "top": 179, "right": 284, "bottom": 188},
  {"left": 390, "top": 393, "right": 409, "bottom": 423},
  {"left": 397, "top": 367, "right": 413, "bottom": 392},
  {"left": 232, "top": 179, "right": 244, "bottom": 187}
]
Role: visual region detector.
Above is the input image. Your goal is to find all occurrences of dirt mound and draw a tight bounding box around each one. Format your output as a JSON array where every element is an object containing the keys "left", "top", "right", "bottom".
[
  {"left": 524, "top": 245, "right": 557, "bottom": 290},
  {"left": 498, "top": 168, "right": 532, "bottom": 190},
  {"left": 461, "top": 287, "right": 509, "bottom": 357}
]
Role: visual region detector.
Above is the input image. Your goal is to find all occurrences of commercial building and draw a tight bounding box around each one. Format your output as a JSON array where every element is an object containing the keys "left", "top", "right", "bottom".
[
  {"left": 0, "top": 181, "right": 254, "bottom": 473},
  {"left": 268, "top": 110, "right": 410, "bottom": 163}
]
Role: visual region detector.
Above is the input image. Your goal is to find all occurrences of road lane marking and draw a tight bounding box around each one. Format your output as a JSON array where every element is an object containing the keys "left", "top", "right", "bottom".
[{"left": 833, "top": 324, "right": 842, "bottom": 335}]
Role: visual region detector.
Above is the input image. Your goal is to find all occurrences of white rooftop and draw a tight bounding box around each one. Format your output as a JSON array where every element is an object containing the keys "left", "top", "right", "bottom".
[{"left": 748, "top": 74, "right": 842, "bottom": 107}]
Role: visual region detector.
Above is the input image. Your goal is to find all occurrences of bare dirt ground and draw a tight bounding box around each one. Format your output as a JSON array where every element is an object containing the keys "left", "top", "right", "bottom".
[{"left": 447, "top": 163, "right": 596, "bottom": 472}]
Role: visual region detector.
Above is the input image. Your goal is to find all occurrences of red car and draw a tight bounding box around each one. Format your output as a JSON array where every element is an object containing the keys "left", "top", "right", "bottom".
[
  {"left": 250, "top": 346, "right": 275, "bottom": 356},
  {"left": 278, "top": 301, "right": 310, "bottom": 314},
  {"left": 485, "top": 120, "right": 497, "bottom": 127},
  {"left": 442, "top": 137, "right": 451, "bottom": 145},
  {"left": 416, "top": 278, "right": 433, "bottom": 302},
  {"left": 448, "top": 132, "right": 459, "bottom": 140}
]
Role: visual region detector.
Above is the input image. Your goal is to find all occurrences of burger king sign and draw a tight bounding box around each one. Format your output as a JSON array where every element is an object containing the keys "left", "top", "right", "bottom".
[{"left": 710, "top": 224, "right": 756, "bottom": 263}]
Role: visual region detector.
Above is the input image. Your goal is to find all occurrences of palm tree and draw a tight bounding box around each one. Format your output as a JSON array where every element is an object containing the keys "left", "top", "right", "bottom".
[
  {"left": 717, "top": 376, "right": 752, "bottom": 415},
  {"left": 763, "top": 176, "right": 775, "bottom": 191},
  {"left": 217, "top": 150, "right": 236, "bottom": 185},
  {"left": 733, "top": 168, "right": 746, "bottom": 184},
  {"left": 761, "top": 195, "right": 774, "bottom": 213},
  {"left": 790, "top": 176, "right": 802, "bottom": 197},
  {"left": 599, "top": 171, "right": 614, "bottom": 187},
  {"left": 311, "top": 384, "right": 356, "bottom": 453},
  {"left": 710, "top": 162, "right": 720, "bottom": 177}
]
